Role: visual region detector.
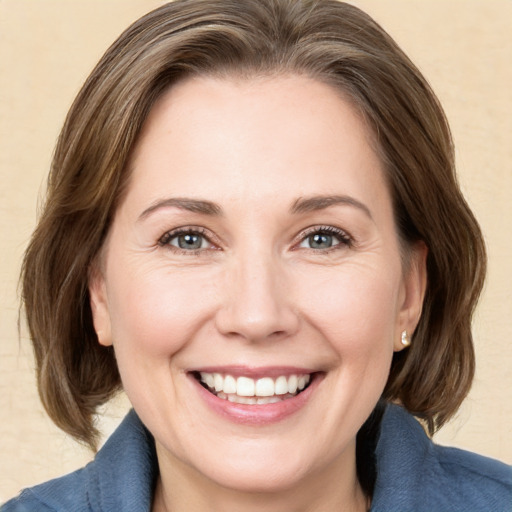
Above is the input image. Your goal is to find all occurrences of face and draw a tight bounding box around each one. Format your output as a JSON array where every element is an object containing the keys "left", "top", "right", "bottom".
[{"left": 90, "top": 75, "right": 425, "bottom": 495}]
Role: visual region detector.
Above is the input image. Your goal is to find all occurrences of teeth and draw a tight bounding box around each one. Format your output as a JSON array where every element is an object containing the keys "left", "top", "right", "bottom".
[
  {"left": 237, "top": 376, "right": 255, "bottom": 397},
  {"left": 275, "top": 376, "right": 288, "bottom": 395},
  {"left": 199, "top": 372, "right": 311, "bottom": 402},
  {"left": 255, "top": 396, "right": 275, "bottom": 405},
  {"left": 288, "top": 375, "right": 298, "bottom": 394},
  {"left": 221, "top": 394, "right": 285, "bottom": 405},
  {"left": 255, "top": 377, "right": 274, "bottom": 397},
  {"left": 214, "top": 373, "right": 223, "bottom": 392},
  {"left": 224, "top": 375, "right": 237, "bottom": 394},
  {"left": 204, "top": 373, "right": 215, "bottom": 389}
]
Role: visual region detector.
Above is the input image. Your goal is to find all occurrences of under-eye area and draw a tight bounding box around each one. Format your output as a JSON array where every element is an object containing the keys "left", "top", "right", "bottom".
[{"left": 191, "top": 371, "right": 317, "bottom": 405}]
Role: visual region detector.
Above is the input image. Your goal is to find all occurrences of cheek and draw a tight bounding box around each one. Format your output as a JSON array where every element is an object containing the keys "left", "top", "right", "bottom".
[
  {"left": 295, "top": 261, "right": 400, "bottom": 406},
  {"left": 106, "top": 264, "right": 219, "bottom": 358},
  {"left": 298, "top": 262, "right": 402, "bottom": 345}
]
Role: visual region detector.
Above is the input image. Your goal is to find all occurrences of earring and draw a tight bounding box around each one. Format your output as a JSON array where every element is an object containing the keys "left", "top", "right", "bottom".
[{"left": 401, "top": 330, "right": 411, "bottom": 347}]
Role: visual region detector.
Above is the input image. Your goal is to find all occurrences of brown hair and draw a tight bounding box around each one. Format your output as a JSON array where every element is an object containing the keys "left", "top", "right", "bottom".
[{"left": 21, "top": 0, "right": 485, "bottom": 452}]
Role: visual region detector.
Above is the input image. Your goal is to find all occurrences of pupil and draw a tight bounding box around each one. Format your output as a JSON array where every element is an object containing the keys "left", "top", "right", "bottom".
[
  {"left": 310, "top": 233, "right": 332, "bottom": 249},
  {"left": 179, "top": 234, "right": 201, "bottom": 249}
]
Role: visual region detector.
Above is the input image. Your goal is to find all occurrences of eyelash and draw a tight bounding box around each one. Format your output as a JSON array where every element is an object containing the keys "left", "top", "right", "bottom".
[
  {"left": 158, "top": 227, "right": 215, "bottom": 256},
  {"left": 157, "top": 225, "right": 353, "bottom": 255},
  {"left": 295, "top": 225, "right": 353, "bottom": 252}
]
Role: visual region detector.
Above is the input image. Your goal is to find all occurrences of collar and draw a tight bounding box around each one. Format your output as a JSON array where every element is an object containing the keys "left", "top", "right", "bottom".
[
  {"left": 370, "top": 404, "right": 432, "bottom": 510},
  {"left": 86, "top": 409, "right": 158, "bottom": 511}
]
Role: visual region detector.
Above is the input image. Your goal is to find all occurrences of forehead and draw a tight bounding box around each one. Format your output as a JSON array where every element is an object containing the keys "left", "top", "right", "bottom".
[{"left": 125, "top": 74, "right": 389, "bottom": 215}]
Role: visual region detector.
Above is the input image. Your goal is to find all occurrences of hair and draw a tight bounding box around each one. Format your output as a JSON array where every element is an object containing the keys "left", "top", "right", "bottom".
[{"left": 21, "top": 0, "right": 485, "bottom": 492}]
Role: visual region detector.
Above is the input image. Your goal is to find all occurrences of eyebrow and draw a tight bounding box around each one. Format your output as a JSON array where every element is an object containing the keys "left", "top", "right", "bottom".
[
  {"left": 291, "top": 194, "right": 373, "bottom": 219},
  {"left": 138, "top": 197, "right": 223, "bottom": 221},
  {"left": 138, "top": 194, "right": 372, "bottom": 221}
]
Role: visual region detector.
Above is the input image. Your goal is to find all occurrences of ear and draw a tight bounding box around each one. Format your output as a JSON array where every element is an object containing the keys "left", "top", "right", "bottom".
[
  {"left": 394, "top": 241, "right": 428, "bottom": 352},
  {"left": 88, "top": 263, "right": 113, "bottom": 347}
]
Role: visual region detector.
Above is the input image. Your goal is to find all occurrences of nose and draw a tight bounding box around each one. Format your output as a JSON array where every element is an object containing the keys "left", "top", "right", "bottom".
[{"left": 214, "top": 252, "right": 299, "bottom": 343}]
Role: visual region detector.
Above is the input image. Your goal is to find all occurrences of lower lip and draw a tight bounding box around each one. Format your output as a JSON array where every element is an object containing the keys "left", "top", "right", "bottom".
[{"left": 190, "top": 373, "right": 322, "bottom": 425}]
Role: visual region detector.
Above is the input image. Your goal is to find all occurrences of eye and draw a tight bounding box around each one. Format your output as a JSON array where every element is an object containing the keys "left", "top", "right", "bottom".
[
  {"left": 172, "top": 232, "right": 207, "bottom": 250},
  {"left": 159, "top": 228, "right": 212, "bottom": 252},
  {"left": 297, "top": 226, "right": 351, "bottom": 250}
]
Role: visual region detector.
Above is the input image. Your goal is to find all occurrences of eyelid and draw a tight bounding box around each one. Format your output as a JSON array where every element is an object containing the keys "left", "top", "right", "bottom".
[
  {"left": 157, "top": 224, "right": 354, "bottom": 254},
  {"left": 292, "top": 225, "right": 353, "bottom": 250},
  {"left": 158, "top": 226, "right": 220, "bottom": 252}
]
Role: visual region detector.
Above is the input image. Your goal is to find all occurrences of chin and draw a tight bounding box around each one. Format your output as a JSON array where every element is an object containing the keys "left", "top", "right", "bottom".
[
  {"left": 201, "top": 460, "right": 311, "bottom": 494},
  {"left": 175, "top": 435, "right": 339, "bottom": 496}
]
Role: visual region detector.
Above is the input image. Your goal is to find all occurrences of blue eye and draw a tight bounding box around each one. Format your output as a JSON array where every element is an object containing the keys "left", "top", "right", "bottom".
[
  {"left": 171, "top": 233, "right": 206, "bottom": 250},
  {"left": 305, "top": 233, "right": 338, "bottom": 249},
  {"left": 159, "top": 229, "right": 210, "bottom": 251},
  {"left": 298, "top": 227, "right": 350, "bottom": 250}
]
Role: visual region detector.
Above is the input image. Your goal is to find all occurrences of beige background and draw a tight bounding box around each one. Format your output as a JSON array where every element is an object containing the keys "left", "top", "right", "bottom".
[{"left": 1, "top": 0, "right": 511, "bottom": 503}]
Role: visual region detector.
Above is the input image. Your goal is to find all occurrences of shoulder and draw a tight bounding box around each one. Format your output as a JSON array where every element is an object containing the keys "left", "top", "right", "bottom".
[
  {"left": 432, "top": 443, "right": 511, "bottom": 509},
  {"left": 372, "top": 404, "right": 512, "bottom": 512},
  {"left": 1, "top": 410, "right": 157, "bottom": 512},
  {"left": 1, "top": 468, "right": 88, "bottom": 512}
]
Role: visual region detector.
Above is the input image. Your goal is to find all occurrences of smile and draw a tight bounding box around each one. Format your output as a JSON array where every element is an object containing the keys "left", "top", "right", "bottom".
[
  {"left": 189, "top": 367, "right": 322, "bottom": 424},
  {"left": 197, "top": 372, "right": 311, "bottom": 405}
]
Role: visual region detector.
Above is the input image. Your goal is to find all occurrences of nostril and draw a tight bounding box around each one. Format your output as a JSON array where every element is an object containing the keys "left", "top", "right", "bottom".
[{"left": 213, "top": 289, "right": 300, "bottom": 343}]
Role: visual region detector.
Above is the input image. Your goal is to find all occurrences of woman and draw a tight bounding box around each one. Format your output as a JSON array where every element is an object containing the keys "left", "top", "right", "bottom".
[{"left": 2, "top": 0, "right": 511, "bottom": 510}]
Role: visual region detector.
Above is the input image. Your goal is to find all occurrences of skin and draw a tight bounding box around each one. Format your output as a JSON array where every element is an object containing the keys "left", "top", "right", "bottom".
[{"left": 89, "top": 75, "right": 427, "bottom": 512}]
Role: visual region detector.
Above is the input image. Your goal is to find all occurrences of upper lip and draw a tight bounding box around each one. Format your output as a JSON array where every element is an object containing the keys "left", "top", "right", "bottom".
[{"left": 187, "top": 366, "right": 318, "bottom": 379}]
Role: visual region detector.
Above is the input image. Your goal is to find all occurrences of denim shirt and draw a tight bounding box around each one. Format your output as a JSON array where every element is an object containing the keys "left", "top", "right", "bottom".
[{"left": 3, "top": 404, "right": 511, "bottom": 511}]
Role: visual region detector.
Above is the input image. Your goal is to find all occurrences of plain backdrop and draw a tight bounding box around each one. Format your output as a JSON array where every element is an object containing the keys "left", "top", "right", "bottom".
[{"left": 1, "top": 0, "right": 511, "bottom": 502}]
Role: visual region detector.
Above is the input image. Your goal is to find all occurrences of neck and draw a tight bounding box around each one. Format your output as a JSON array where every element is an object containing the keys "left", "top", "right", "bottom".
[{"left": 152, "top": 441, "right": 369, "bottom": 512}]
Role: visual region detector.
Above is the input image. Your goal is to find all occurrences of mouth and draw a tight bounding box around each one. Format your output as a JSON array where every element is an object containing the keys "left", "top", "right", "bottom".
[{"left": 190, "top": 370, "right": 315, "bottom": 405}]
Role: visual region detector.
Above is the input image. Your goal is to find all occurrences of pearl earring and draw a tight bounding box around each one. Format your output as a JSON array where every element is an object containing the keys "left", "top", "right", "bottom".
[{"left": 401, "top": 330, "right": 411, "bottom": 347}]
